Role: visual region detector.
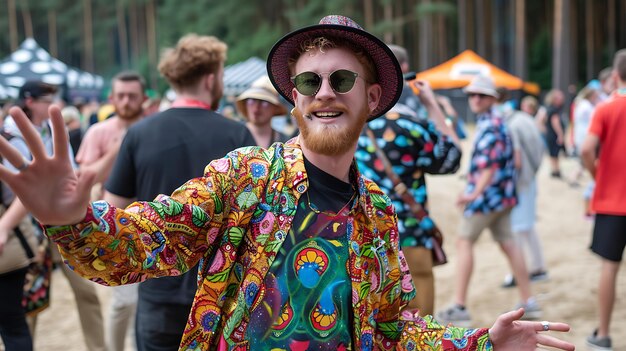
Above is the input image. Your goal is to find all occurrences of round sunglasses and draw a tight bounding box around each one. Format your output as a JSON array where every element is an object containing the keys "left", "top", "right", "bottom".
[{"left": 291, "top": 69, "right": 362, "bottom": 96}]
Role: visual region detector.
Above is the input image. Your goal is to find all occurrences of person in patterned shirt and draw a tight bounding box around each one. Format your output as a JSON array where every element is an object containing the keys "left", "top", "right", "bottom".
[
  {"left": 437, "top": 75, "right": 542, "bottom": 329},
  {"left": 356, "top": 44, "right": 461, "bottom": 316},
  {"left": 0, "top": 16, "right": 574, "bottom": 351}
]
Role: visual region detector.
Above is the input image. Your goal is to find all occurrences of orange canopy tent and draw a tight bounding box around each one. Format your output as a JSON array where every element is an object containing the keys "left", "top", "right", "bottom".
[{"left": 415, "top": 50, "right": 540, "bottom": 95}]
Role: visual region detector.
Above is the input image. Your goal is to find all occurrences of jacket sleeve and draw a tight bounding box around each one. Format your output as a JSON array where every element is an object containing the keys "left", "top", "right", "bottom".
[
  {"left": 44, "top": 155, "right": 237, "bottom": 287},
  {"left": 397, "top": 314, "right": 492, "bottom": 350}
]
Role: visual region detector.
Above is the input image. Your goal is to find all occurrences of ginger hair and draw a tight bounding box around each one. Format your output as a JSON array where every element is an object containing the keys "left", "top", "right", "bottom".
[{"left": 158, "top": 34, "right": 227, "bottom": 90}]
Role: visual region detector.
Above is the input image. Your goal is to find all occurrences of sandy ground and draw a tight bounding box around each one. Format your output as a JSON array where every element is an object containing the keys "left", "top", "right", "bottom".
[{"left": 3, "top": 138, "right": 625, "bottom": 351}]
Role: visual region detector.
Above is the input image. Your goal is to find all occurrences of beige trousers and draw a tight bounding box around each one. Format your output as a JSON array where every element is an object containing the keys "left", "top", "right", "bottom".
[{"left": 401, "top": 246, "right": 435, "bottom": 316}]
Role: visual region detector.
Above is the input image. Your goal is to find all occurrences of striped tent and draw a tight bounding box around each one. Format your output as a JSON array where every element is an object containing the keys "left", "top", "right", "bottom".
[{"left": 223, "top": 57, "right": 267, "bottom": 97}]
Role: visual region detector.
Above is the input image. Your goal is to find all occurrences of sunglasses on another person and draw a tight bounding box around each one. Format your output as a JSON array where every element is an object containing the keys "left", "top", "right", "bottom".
[
  {"left": 468, "top": 93, "right": 492, "bottom": 99},
  {"left": 291, "top": 69, "right": 362, "bottom": 96},
  {"left": 245, "top": 99, "right": 272, "bottom": 108},
  {"left": 32, "top": 95, "right": 57, "bottom": 104}
]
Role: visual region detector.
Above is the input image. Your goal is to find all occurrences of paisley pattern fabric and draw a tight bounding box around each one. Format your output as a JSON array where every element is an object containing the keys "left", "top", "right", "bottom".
[
  {"left": 45, "top": 140, "right": 491, "bottom": 351},
  {"left": 463, "top": 110, "right": 517, "bottom": 217},
  {"left": 356, "top": 109, "right": 461, "bottom": 249}
]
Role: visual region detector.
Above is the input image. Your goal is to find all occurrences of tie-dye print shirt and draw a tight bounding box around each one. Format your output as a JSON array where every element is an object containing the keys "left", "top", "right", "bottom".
[
  {"left": 45, "top": 140, "right": 491, "bottom": 351},
  {"left": 464, "top": 109, "right": 517, "bottom": 216},
  {"left": 356, "top": 108, "right": 462, "bottom": 248}
]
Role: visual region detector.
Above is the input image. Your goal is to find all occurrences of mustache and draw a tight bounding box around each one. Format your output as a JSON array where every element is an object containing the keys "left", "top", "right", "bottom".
[{"left": 294, "top": 101, "right": 349, "bottom": 120}]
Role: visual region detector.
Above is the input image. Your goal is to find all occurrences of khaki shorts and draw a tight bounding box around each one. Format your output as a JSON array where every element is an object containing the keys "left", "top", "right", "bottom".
[{"left": 458, "top": 208, "right": 513, "bottom": 243}]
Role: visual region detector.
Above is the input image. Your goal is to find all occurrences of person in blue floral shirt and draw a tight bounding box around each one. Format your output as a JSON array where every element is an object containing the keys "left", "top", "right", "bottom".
[
  {"left": 438, "top": 75, "right": 542, "bottom": 328},
  {"left": 356, "top": 44, "right": 461, "bottom": 317},
  {"left": 0, "top": 17, "right": 574, "bottom": 351}
]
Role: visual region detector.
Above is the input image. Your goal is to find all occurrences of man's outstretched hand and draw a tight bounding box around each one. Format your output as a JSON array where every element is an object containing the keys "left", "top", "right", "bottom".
[
  {"left": 489, "top": 308, "right": 575, "bottom": 350},
  {"left": 0, "top": 105, "right": 96, "bottom": 225}
]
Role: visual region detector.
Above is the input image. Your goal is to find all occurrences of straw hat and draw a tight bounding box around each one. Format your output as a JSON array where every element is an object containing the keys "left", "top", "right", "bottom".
[
  {"left": 236, "top": 75, "right": 287, "bottom": 118},
  {"left": 463, "top": 74, "right": 499, "bottom": 98},
  {"left": 267, "top": 15, "right": 402, "bottom": 121}
]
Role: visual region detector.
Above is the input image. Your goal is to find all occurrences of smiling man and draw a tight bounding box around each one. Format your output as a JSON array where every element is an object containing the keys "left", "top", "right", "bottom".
[{"left": 0, "top": 16, "right": 575, "bottom": 351}]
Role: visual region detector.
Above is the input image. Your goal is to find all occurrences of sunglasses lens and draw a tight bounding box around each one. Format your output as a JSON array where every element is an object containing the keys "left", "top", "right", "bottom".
[
  {"left": 330, "top": 70, "right": 358, "bottom": 93},
  {"left": 293, "top": 72, "right": 321, "bottom": 96}
]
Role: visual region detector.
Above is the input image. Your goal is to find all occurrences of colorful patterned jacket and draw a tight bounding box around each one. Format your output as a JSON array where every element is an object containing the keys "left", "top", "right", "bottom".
[{"left": 46, "top": 140, "right": 491, "bottom": 351}]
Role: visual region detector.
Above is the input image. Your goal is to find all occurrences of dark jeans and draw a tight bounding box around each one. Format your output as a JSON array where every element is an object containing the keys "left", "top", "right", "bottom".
[
  {"left": 0, "top": 267, "right": 33, "bottom": 351},
  {"left": 135, "top": 299, "right": 191, "bottom": 351}
]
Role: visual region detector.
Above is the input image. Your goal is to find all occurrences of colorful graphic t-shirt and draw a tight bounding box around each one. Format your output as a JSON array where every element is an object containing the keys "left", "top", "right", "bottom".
[
  {"left": 464, "top": 110, "right": 517, "bottom": 216},
  {"left": 246, "top": 158, "right": 356, "bottom": 350}
]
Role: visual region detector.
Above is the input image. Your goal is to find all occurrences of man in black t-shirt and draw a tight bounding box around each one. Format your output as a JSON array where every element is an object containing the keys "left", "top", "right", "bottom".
[{"left": 103, "top": 34, "right": 255, "bottom": 351}]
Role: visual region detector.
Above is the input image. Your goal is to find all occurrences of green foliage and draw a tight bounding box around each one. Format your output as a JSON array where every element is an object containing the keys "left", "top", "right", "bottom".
[
  {"left": 528, "top": 28, "right": 552, "bottom": 90},
  {"left": 0, "top": 0, "right": 621, "bottom": 96},
  {"left": 415, "top": 0, "right": 457, "bottom": 19}
]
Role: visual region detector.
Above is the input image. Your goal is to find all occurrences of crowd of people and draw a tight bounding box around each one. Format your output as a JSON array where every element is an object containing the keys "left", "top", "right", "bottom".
[{"left": 0, "top": 13, "right": 623, "bottom": 351}]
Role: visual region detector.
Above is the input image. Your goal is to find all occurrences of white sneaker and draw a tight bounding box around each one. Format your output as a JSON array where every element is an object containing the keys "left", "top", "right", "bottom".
[
  {"left": 436, "top": 304, "right": 472, "bottom": 328},
  {"left": 514, "top": 297, "right": 542, "bottom": 320}
]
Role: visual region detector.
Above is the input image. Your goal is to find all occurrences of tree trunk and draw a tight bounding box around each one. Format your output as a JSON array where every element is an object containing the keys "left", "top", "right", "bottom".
[
  {"left": 475, "top": 0, "right": 486, "bottom": 57},
  {"left": 457, "top": 0, "right": 467, "bottom": 53},
  {"left": 514, "top": 0, "right": 527, "bottom": 79},
  {"left": 117, "top": 0, "right": 129, "bottom": 68},
  {"left": 146, "top": 0, "right": 158, "bottom": 90},
  {"left": 129, "top": 0, "right": 140, "bottom": 65},
  {"left": 617, "top": 0, "right": 626, "bottom": 46},
  {"left": 137, "top": 3, "right": 147, "bottom": 57},
  {"left": 8, "top": 0, "right": 19, "bottom": 50},
  {"left": 584, "top": 0, "right": 594, "bottom": 81},
  {"left": 492, "top": 0, "right": 505, "bottom": 68},
  {"left": 48, "top": 10, "right": 58, "bottom": 57},
  {"left": 552, "top": 0, "right": 571, "bottom": 94},
  {"left": 20, "top": 0, "right": 33, "bottom": 39},
  {"left": 363, "top": 0, "right": 374, "bottom": 29},
  {"left": 607, "top": 0, "right": 616, "bottom": 57},
  {"left": 418, "top": 0, "right": 432, "bottom": 70},
  {"left": 569, "top": 0, "right": 577, "bottom": 87},
  {"left": 435, "top": 0, "right": 446, "bottom": 62},
  {"left": 395, "top": 0, "right": 404, "bottom": 47},
  {"left": 83, "top": 0, "right": 94, "bottom": 72},
  {"left": 383, "top": 0, "right": 393, "bottom": 43}
]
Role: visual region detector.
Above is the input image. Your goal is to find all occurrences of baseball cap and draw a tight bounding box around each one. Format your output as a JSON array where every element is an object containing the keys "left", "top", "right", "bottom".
[{"left": 18, "top": 80, "right": 58, "bottom": 100}]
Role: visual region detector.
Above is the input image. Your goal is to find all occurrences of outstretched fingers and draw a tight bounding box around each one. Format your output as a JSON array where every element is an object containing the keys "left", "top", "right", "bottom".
[
  {"left": 500, "top": 308, "right": 525, "bottom": 325},
  {"left": 535, "top": 333, "right": 576, "bottom": 351},
  {"left": 8, "top": 106, "right": 47, "bottom": 161},
  {"left": 48, "top": 105, "right": 70, "bottom": 162},
  {"left": 0, "top": 135, "right": 29, "bottom": 172}
]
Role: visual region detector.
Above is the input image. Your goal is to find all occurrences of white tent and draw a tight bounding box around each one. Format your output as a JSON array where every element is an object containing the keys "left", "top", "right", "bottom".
[
  {"left": 0, "top": 81, "right": 11, "bottom": 100},
  {"left": 0, "top": 38, "right": 104, "bottom": 100}
]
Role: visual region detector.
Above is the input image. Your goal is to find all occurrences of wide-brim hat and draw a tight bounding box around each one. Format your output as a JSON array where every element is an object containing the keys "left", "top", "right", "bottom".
[
  {"left": 236, "top": 75, "right": 287, "bottom": 118},
  {"left": 235, "top": 86, "right": 288, "bottom": 118},
  {"left": 463, "top": 74, "right": 499, "bottom": 98},
  {"left": 267, "top": 15, "right": 403, "bottom": 121}
]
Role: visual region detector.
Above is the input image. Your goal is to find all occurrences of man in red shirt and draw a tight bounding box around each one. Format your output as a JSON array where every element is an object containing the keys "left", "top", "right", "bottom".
[{"left": 581, "top": 48, "right": 626, "bottom": 351}]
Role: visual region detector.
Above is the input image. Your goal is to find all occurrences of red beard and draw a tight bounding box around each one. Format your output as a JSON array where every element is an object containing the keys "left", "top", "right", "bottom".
[{"left": 292, "top": 100, "right": 369, "bottom": 156}]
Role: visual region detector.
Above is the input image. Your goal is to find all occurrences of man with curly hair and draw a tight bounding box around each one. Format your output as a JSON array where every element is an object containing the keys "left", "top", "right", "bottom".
[{"left": 93, "top": 35, "right": 255, "bottom": 350}]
